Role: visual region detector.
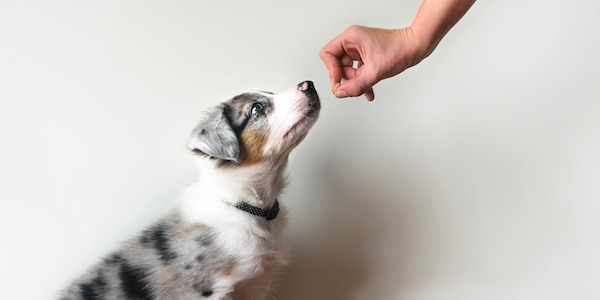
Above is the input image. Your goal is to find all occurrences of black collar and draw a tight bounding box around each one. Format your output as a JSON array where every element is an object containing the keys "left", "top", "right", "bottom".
[{"left": 233, "top": 199, "right": 280, "bottom": 221}]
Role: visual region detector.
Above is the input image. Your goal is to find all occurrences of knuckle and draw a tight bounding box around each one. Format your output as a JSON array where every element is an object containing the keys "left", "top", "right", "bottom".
[
  {"left": 347, "top": 25, "right": 364, "bottom": 34},
  {"left": 348, "top": 25, "right": 360, "bottom": 31},
  {"left": 319, "top": 48, "right": 328, "bottom": 58}
]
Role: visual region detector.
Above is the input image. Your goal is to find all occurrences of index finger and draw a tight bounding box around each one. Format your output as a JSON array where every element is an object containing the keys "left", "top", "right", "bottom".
[{"left": 319, "top": 38, "right": 345, "bottom": 85}]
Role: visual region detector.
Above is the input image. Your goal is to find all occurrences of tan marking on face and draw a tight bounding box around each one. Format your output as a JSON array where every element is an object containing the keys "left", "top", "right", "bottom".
[
  {"left": 240, "top": 127, "right": 269, "bottom": 165},
  {"left": 220, "top": 262, "right": 236, "bottom": 277}
]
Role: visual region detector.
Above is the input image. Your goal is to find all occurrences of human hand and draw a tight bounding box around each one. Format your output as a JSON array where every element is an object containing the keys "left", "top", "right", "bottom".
[{"left": 320, "top": 25, "right": 428, "bottom": 101}]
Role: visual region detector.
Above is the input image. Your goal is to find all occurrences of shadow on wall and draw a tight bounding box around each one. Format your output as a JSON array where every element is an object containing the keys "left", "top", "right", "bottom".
[{"left": 274, "top": 158, "right": 430, "bottom": 300}]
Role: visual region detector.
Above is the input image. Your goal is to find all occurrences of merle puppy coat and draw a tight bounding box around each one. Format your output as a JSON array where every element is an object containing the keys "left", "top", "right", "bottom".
[{"left": 60, "top": 81, "right": 320, "bottom": 300}]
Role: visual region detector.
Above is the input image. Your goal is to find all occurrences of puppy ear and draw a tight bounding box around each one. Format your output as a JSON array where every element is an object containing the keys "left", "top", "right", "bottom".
[{"left": 188, "top": 107, "right": 240, "bottom": 162}]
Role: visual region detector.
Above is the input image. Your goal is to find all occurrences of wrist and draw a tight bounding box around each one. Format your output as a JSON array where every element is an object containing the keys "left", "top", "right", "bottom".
[
  {"left": 406, "top": 24, "right": 438, "bottom": 61},
  {"left": 391, "top": 27, "right": 430, "bottom": 71}
]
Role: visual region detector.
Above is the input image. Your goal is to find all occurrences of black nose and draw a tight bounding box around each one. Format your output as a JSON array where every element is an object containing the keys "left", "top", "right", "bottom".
[
  {"left": 297, "top": 81, "right": 320, "bottom": 113},
  {"left": 298, "top": 80, "right": 315, "bottom": 92}
]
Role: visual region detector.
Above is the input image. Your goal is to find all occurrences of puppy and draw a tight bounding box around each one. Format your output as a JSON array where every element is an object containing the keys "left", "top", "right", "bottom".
[{"left": 60, "top": 81, "right": 320, "bottom": 300}]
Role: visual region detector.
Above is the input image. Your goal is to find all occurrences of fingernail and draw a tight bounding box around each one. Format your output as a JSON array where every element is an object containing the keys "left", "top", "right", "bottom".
[
  {"left": 335, "top": 89, "right": 348, "bottom": 98},
  {"left": 331, "top": 83, "right": 341, "bottom": 95}
]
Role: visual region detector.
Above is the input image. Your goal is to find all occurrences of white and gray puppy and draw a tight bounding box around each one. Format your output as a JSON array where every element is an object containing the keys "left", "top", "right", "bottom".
[{"left": 60, "top": 81, "right": 320, "bottom": 300}]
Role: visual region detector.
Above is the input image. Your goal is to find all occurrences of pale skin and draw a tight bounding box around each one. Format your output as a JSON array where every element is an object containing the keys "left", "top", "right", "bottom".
[{"left": 320, "top": 0, "right": 476, "bottom": 101}]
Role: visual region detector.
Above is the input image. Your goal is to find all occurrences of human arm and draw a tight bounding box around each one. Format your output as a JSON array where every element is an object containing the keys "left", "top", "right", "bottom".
[{"left": 320, "top": 0, "right": 476, "bottom": 101}]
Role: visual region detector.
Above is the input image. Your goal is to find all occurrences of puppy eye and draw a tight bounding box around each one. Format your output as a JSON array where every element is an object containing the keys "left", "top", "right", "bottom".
[{"left": 251, "top": 103, "right": 265, "bottom": 116}]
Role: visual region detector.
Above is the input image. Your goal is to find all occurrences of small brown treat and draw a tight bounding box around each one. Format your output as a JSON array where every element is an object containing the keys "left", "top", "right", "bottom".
[{"left": 331, "top": 83, "right": 341, "bottom": 95}]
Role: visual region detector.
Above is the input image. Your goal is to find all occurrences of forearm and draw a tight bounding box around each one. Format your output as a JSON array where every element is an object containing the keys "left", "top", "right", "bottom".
[{"left": 410, "top": 0, "right": 476, "bottom": 57}]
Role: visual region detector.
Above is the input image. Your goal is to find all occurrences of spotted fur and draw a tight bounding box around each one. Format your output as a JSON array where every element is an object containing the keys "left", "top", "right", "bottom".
[{"left": 60, "top": 81, "right": 320, "bottom": 300}]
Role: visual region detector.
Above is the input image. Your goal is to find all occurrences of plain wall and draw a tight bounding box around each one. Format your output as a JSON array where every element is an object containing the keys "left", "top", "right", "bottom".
[{"left": 1, "top": 1, "right": 599, "bottom": 299}]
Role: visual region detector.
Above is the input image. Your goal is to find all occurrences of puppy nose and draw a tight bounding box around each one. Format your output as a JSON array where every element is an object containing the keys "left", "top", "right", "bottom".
[{"left": 297, "top": 81, "right": 315, "bottom": 92}]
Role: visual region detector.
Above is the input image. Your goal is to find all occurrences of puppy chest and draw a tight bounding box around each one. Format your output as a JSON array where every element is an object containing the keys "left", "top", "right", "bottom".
[
  {"left": 211, "top": 225, "right": 286, "bottom": 276},
  {"left": 152, "top": 217, "right": 283, "bottom": 279}
]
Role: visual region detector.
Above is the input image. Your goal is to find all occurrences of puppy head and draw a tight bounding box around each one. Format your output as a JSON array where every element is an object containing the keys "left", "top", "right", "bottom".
[{"left": 188, "top": 81, "right": 320, "bottom": 166}]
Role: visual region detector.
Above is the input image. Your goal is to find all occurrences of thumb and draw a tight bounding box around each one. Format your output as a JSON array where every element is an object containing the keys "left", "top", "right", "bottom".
[{"left": 336, "top": 67, "right": 378, "bottom": 98}]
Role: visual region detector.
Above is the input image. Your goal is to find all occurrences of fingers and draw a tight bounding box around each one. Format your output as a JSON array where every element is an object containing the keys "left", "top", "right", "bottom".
[
  {"left": 335, "top": 61, "right": 377, "bottom": 101},
  {"left": 321, "top": 25, "right": 377, "bottom": 101},
  {"left": 320, "top": 53, "right": 342, "bottom": 86},
  {"left": 320, "top": 37, "right": 346, "bottom": 85},
  {"left": 336, "top": 75, "right": 376, "bottom": 100},
  {"left": 364, "top": 88, "right": 375, "bottom": 102},
  {"left": 320, "top": 28, "right": 362, "bottom": 85}
]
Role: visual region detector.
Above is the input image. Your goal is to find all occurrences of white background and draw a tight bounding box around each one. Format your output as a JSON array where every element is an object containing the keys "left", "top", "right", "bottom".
[{"left": 1, "top": 1, "right": 599, "bottom": 299}]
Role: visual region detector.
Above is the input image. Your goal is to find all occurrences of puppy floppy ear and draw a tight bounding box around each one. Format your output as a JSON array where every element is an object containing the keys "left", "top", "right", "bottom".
[{"left": 188, "top": 107, "right": 240, "bottom": 162}]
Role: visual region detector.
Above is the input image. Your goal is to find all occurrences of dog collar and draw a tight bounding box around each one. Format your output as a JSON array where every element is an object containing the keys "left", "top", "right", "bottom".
[{"left": 233, "top": 199, "right": 280, "bottom": 221}]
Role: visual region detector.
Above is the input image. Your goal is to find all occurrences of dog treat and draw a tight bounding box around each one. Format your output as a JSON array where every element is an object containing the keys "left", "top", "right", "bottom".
[{"left": 332, "top": 83, "right": 341, "bottom": 95}]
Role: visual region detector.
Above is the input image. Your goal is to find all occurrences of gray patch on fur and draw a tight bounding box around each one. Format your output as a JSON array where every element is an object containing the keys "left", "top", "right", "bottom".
[
  {"left": 60, "top": 212, "right": 237, "bottom": 299},
  {"left": 188, "top": 107, "right": 240, "bottom": 162}
]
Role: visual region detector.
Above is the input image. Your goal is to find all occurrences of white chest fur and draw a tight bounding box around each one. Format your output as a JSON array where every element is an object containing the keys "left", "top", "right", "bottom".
[{"left": 178, "top": 183, "right": 289, "bottom": 299}]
